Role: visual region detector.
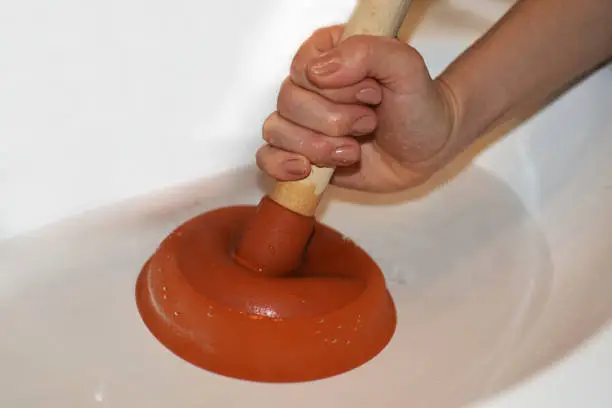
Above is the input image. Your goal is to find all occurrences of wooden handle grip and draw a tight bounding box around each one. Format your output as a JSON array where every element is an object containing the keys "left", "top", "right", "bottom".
[{"left": 270, "top": 0, "right": 413, "bottom": 216}]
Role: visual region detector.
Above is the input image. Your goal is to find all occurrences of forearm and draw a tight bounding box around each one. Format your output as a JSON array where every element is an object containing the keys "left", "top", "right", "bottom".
[{"left": 437, "top": 0, "right": 612, "bottom": 147}]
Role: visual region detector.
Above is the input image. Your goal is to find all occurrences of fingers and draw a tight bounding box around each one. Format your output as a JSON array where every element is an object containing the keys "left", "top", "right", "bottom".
[
  {"left": 256, "top": 139, "right": 361, "bottom": 183},
  {"left": 259, "top": 26, "right": 399, "bottom": 182},
  {"left": 312, "top": 78, "right": 383, "bottom": 105},
  {"left": 262, "top": 111, "right": 361, "bottom": 167},
  {"left": 290, "top": 26, "right": 383, "bottom": 106},
  {"left": 256, "top": 145, "right": 311, "bottom": 182},
  {"left": 289, "top": 25, "right": 343, "bottom": 92},
  {"left": 277, "top": 78, "right": 378, "bottom": 137},
  {"left": 305, "top": 35, "right": 428, "bottom": 93}
]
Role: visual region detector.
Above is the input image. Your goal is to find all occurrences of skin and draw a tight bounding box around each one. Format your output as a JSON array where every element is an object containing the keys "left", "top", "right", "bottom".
[{"left": 256, "top": 0, "right": 612, "bottom": 193}]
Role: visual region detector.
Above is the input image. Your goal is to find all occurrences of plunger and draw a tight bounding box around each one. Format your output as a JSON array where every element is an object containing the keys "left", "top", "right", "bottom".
[{"left": 136, "top": 0, "right": 412, "bottom": 383}]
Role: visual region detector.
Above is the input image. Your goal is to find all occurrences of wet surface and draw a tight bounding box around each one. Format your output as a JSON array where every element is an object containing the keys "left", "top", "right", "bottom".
[{"left": 0, "top": 164, "right": 560, "bottom": 408}]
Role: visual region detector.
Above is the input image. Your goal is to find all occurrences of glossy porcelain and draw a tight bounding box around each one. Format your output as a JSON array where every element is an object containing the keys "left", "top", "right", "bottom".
[{"left": 1, "top": 0, "right": 611, "bottom": 407}]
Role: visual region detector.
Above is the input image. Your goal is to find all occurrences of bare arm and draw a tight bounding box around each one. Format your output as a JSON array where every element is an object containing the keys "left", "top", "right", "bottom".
[{"left": 438, "top": 0, "right": 612, "bottom": 147}]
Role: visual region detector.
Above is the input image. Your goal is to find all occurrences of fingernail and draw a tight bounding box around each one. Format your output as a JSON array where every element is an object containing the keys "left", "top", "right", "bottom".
[
  {"left": 284, "top": 158, "right": 307, "bottom": 176},
  {"left": 356, "top": 88, "right": 381, "bottom": 105},
  {"left": 331, "top": 145, "right": 358, "bottom": 164},
  {"left": 351, "top": 116, "right": 377, "bottom": 135},
  {"left": 309, "top": 50, "right": 341, "bottom": 76}
]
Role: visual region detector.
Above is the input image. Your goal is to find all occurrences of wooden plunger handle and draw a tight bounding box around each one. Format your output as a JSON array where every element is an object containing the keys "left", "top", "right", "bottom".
[{"left": 269, "top": 0, "right": 413, "bottom": 216}]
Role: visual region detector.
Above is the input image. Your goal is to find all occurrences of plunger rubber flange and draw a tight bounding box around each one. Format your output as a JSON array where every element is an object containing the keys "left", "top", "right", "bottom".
[{"left": 136, "top": 197, "right": 397, "bottom": 383}]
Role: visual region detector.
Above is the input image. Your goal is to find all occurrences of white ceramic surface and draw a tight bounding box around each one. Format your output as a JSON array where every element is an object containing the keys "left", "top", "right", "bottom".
[{"left": 1, "top": 0, "right": 611, "bottom": 407}]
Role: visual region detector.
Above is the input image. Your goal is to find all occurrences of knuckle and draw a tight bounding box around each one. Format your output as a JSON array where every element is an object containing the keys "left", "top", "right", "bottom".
[
  {"left": 329, "top": 24, "right": 345, "bottom": 38},
  {"left": 385, "top": 39, "right": 424, "bottom": 67},
  {"left": 261, "top": 112, "right": 278, "bottom": 143},
  {"left": 309, "top": 135, "right": 333, "bottom": 163},
  {"left": 325, "top": 109, "right": 349, "bottom": 137},
  {"left": 406, "top": 46, "right": 426, "bottom": 65},
  {"left": 361, "top": 37, "right": 377, "bottom": 59},
  {"left": 277, "top": 77, "right": 292, "bottom": 98},
  {"left": 345, "top": 35, "right": 375, "bottom": 59},
  {"left": 310, "top": 135, "right": 329, "bottom": 152},
  {"left": 276, "top": 78, "right": 296, "bottom": 113},
  {"left": 255, "top": 147, "right": 269, "bottom": 171},
  {"left": 289, "top": 56, "right": 301, "bottom": 79},
  {"left": 290, "top": 45, "right": 308, "bottom": 79},
  {"left": 256, "top": 147, "right": 285, "bottom": 178},
  {"left": 311, "top": 26, "right": 329, "bottom": 39}
]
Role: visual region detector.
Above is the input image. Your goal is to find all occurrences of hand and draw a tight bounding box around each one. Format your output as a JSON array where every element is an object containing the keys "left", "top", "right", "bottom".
[{"left": 256, "top": 25, "right": 459, "bottom": 193}]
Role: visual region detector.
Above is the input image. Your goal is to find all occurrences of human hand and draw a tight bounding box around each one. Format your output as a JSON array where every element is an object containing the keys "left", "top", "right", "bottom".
[{"left": 256, "top": 25, "right": 459, "bottom": 193}]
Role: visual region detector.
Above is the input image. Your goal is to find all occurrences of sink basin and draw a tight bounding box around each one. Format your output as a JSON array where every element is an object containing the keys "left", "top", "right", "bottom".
[{"left": 1, "top": 0, "right": 611, "bottom": 406}]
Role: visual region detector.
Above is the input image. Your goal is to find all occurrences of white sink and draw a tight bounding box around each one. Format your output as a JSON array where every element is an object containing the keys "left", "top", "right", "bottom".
[{"left": 1, "top": 0, "right": 611, "bottom": 407}]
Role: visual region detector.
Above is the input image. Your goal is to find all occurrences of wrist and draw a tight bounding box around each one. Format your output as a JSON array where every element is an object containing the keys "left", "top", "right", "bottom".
[
  {"left": 435, "top": 60, "right": 509, "bottom": 155},
  {"left": 415, "top": 74, "right": 473, "bottom": 170},
  {"left": 433, "top": 75, "right": 462, "bottom": 151}
]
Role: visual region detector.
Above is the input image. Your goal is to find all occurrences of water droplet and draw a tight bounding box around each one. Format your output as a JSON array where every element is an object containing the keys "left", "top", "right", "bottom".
[
  {"left": 317, "top": 319, "right": 325, "bottom": 324},
  {"left": 208, "top": 305, "right": 213, "bottom": 310},
  {"left": 207, "top": 312, "right": 213, "bottom": 318},
  {"left": 94, "top": 392, "right": 103, "bottom": 402},
  {"left": 162, "top": 294, "right": 167, "bottom": 300},
  {"left": 173, "top": 311, "right": 180, "bottom": 317},
  {"left": 162, "top": 286, "right": 167, "bottom": 292},
  {"left": 315, "top": 330, "right": 321, "bottom": 334},
  {"left": 337, "top": 325, "right": 342, "bottom": 329},
  {"left": 331, "top": 339, "right": 337, "bottom": 344},
  {"left": 267, "top": 245, "right": 275, "bottom": 255},
  {"left": 93, "top": 382, "right": 104, "bottom": 403},
  {"left": 346, "top": 340, "right": 351, "bottom": 345}
]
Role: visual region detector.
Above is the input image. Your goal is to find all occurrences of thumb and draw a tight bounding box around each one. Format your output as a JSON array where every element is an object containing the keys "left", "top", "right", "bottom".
[{"left": 306, "top": 35, "right": 428, "bottom": 93}]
